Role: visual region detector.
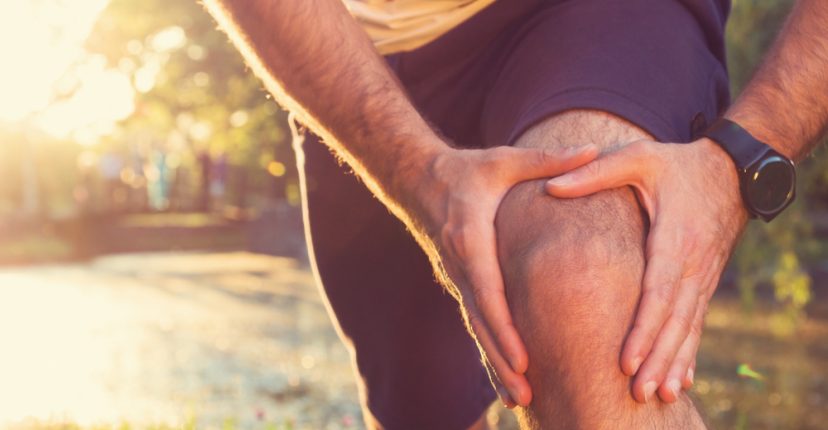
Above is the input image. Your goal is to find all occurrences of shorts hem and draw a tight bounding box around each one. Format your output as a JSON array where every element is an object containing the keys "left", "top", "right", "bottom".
[{"left": 506, "top": 87, "right": 685, "bottom": 146}]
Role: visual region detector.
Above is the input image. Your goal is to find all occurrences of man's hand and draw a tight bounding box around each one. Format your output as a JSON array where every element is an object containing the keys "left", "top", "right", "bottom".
[
  {"left": 545, "top": 138, "right": 748, "bottom": 403},
  {"left": 407, "top": 143, "right": 598, "bottom": 407}
]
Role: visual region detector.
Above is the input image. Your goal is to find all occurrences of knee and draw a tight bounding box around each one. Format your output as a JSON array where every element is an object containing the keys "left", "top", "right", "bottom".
[
  {"left": 496, "top": 178, "right": 646, "bottom": 323},
  {"left": 494, "top": 178, "right": 649, "bottom": 424}
]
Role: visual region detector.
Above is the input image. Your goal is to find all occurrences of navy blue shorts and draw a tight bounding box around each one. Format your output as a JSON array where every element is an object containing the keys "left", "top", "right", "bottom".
[{"left": 298, "top": 0, "right": 730, "bottom": 428}]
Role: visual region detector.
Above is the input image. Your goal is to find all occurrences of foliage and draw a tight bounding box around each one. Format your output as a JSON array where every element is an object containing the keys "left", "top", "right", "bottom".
[
  {"left": 727, "top": 0, "right": 827, "bottom": 326},
  {"left": 84, "top": 0, "right": 296, "bottom": 204}
]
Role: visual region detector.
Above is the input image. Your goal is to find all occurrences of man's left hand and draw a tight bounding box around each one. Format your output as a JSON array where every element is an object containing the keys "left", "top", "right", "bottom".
[{"left": 545, "top": 138, "right": 748, "bottom": 403}]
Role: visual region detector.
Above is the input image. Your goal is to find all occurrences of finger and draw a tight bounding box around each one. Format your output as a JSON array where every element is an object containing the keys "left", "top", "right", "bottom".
[
  {"left": 487, "top": 353, "right": 518, "bottom": 409},
  {"left": 544, "top": 141, "right": 653, "bottom": 198},
  {"left": 442, "top": 261, "right": 520, "bottom": 407},
  {"left": 465, "top": 303, "right": 530, "bottom": 407},
  {"left": 478, "top": 335, "right": 517, "bottom": 408},
  {"left": 632, "top": 276, "right": 702, "bottom": 403},
  {"left": 496, "top": 144, "right": 599, "bottom": 183},
  {"left": 460, "top": 219, "right": 528, "bottom": 373},
  {"left": 654, "top": 252, "right": 723, "bottom": 401},
  {"left": 458, "top": 220, "right": 531, "bottom": 404},
  {"left": 621, "top": 222, "right": 683, "bottom": 377},
  {"left": 656, "top": 297, "right": 706, "bottom": 402},
  {"left": 687, "top": 359, "right": 696, "bottom": 389},
  {"left": 680, "top": 262, "right": 723, "bottom": 389}
]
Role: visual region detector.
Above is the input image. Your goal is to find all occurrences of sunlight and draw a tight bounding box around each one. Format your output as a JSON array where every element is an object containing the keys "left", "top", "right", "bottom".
[
  {"left": 0, "top": 0, "right": 136, "bottom": 143},
  {"left": 36, "top": 56, "right": 135, "bottom": 144},
  {"left": 0, "top": 271, "right": 181, "bottom": 426}
]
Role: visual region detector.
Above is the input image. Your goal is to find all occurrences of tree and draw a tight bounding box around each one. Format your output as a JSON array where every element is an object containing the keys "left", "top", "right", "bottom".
[
  {"left": 727, "top": 0, "right": 827, "bottom": 329},
  {"left": 85, "top": 0, "right": 294, "bottom": 211}
]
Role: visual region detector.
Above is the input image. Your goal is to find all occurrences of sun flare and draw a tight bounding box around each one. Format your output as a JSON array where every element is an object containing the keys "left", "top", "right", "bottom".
[{"left": 0, "top": 0, "right": 135, "bottom": 143}]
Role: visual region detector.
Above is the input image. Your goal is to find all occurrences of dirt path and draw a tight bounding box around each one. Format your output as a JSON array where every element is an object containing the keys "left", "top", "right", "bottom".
[
  {"left": 1, "top": 252, "right": 826, "bottom": 429},
  {"left": 0, "top": 252, "right": 361, "bottom": 429}
]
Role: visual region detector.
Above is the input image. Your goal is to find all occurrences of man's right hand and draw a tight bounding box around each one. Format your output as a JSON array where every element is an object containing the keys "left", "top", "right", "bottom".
[{"left": 401, "top": 143, "right": 598, "bottom": 407}]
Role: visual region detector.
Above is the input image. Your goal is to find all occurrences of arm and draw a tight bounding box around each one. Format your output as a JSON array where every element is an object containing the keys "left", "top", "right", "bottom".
[
  {"left": 546, "top": 0, "right": 828, "bottom": 403},
  {"left": 727, "top": 0, "right": 828, "bottom": 160},
  {"left": 204, "top": 0, "right": 600, "bottom": 407},
  {"left": 203, "top": 0, "right": 439, "bottom": 214}
]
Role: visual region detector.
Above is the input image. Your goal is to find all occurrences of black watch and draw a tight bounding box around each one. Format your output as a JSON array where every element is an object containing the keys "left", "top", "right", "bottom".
[{"left": 703, "top": 118, "right": 796, "bottom": 222}]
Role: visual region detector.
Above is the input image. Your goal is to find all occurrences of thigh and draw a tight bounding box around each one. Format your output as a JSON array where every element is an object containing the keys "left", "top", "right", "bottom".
[{"left": 298, "top": 134, "right": 495, "bottom": 430}]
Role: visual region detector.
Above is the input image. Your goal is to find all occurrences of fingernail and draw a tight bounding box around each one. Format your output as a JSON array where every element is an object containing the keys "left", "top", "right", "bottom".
[
  {"left": 630, "top": 356, "right": 643, "bottom": 374},
  {"left": 643, "top": 381, "right": 657, "bottom": 403},
  {"left": 546, "top": 176, "right": 572, "bottom": 187},
  {"left": 687, "top": 368, "right": 695, "bottom": 385},
  {"left": 667, "top": 379, "right": 681, "bottom": 398}
]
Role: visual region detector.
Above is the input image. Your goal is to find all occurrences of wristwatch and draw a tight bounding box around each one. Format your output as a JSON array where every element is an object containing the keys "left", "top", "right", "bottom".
[{"left": 703, "top": 118, "right": 796, "bottom": 222}]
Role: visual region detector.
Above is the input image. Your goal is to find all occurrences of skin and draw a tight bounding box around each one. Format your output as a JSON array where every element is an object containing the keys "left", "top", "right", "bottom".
[
  {"left": 202, "top": 0, "right": 598, "bottom": 414},
  {"left": 546, "top": 0, "right": 828, "bottom": 404},
  {"left": 498, "top": 109, "right": 707, "bottom": 429},
  {"left": 204, "top": 0, "right": 828, "bottom": 426}
]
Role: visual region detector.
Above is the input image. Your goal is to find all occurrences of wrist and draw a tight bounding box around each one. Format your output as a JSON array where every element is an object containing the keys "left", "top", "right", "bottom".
[
  {"left": 724, "top": 110, "right": 796, "bottom": 160},
  {"left": 697, "top": 136, "right": 736, "bottom": 172},
  {"left": 386, "top": 136, "right": 452, "bottom": 224},
  {"left": 695, "top": 137, "right": 749, "bottom": 220}
]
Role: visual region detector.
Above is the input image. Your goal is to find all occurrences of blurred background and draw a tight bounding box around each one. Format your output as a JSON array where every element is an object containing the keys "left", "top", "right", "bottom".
[{"left": 0, "top": 0, "right": 826, "bottom": 429}]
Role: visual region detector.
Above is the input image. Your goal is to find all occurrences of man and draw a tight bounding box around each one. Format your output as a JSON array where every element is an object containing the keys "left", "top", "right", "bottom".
[{"left": 204, "top": 0, "right": 827, "bottom": 428}]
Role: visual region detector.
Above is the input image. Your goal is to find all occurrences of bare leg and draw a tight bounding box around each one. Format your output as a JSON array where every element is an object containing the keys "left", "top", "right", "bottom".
[{"left": 495, "top": 110, "right": 706, "bottom": 429}]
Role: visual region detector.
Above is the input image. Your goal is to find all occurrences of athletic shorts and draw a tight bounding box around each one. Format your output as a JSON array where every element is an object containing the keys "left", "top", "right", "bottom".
[{"left": 296, "top": 0, "right": 730, "bottom": 428}]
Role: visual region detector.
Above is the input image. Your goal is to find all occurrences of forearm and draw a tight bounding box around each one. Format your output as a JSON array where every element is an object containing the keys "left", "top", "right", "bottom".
[
  {"left": 203, "top": 0, "right": 444, "bottom": 214},
  {"left": 726, "top": 0, "right": 828, "bottom": 161}
]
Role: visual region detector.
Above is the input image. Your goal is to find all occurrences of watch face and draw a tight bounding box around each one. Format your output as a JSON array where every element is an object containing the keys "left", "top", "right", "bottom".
[{"left": 746, "top": 155, "right": 795, "bottom": 215}]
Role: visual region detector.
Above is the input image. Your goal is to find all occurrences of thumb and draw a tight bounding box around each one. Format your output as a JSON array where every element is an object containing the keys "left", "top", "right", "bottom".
[
  {"left": 545, "top": 141, "right": 654, "bottom": 198},
  {"left": 497, "top": 144, "right": 600, "bottom": 183}
]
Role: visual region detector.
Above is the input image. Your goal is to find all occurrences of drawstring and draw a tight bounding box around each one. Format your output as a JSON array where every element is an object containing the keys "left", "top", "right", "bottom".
[{"left": 288, "top": 111, "right": 306, "bottom": 166}]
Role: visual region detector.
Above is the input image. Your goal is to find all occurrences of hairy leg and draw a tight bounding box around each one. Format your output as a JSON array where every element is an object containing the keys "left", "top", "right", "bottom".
[{"left": 495, "top": 110, "right": 706, "bottom": 429}]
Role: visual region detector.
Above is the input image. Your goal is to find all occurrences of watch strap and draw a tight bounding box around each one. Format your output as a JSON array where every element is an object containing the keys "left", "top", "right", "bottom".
[{"left": 703, "top": 118, "right": 771, "bottom": 169}]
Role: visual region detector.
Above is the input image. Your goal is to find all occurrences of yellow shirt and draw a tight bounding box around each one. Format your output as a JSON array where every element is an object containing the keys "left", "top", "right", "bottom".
[{"left": 344, "top": 0, "right": 497, "bottom": 54}]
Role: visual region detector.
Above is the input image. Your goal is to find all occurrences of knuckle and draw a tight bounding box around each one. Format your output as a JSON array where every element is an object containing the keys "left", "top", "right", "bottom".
[
  {"left": 466, "top": 311, "right": 484, "bottom": 334},
  {"left": 533, "top": 148, "right": 556, "bottom": 167},
  {"left": 650, "top": 285, "right": 675, "bottom": 308},
  {"left": 440, "top": 225, "right": 454, "bottom": 248},
  {"left": 680, "top": 230, "right": 705, "bottom": 256},
  {"left": 444, "top": 224, "right": 469, "bottom": 259},
  {"left": 656, "top": 352, "right": 674, "bottom": 371},
  {"left": 673, "top": 308, "right": 695, "bottom": 331},
  {"left": 645, "top": 352, "right": 672, "bottom": 374},
  {"left": 688, "top": 322, "right": 703, "bottom": 338},
  {"left": 472, "top": 286, "right": 491, "bottom": 308}
]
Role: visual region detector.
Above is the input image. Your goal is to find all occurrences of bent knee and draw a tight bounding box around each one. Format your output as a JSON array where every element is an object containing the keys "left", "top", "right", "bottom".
[
  {"left": 496, "top": 177, "right": 645, "bottom": 310},
  {"left": 494, "top": 179, "right": 648, "bottom": 413},
  {"left": 496, "top": 176, "right": 645, "bottom": 288}
]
